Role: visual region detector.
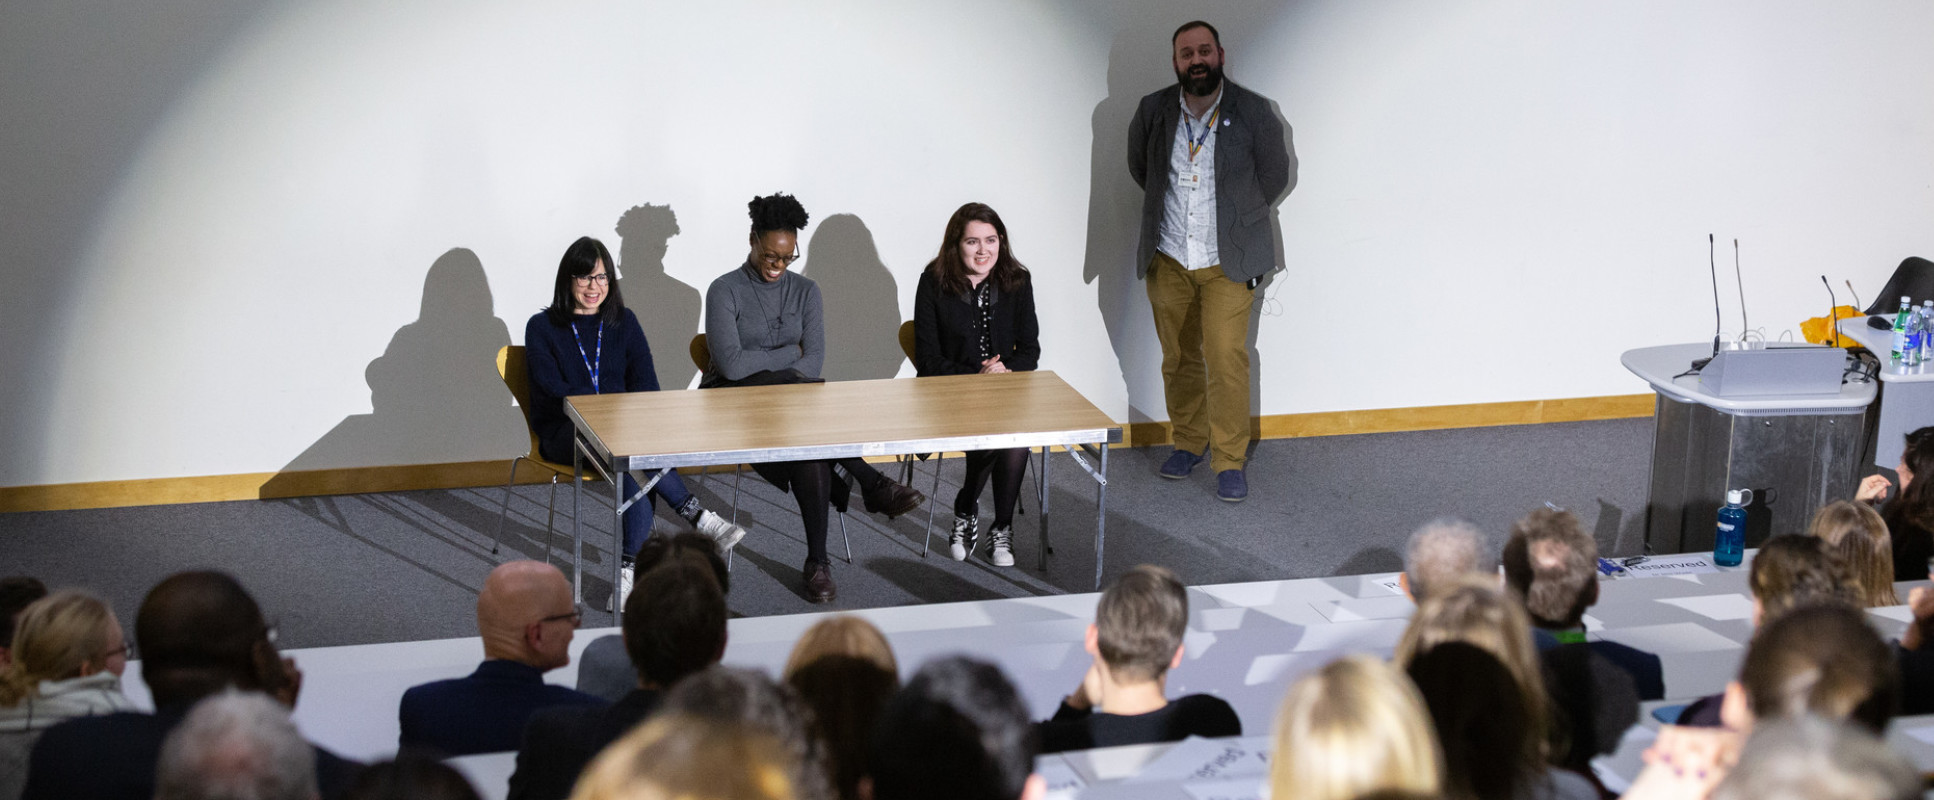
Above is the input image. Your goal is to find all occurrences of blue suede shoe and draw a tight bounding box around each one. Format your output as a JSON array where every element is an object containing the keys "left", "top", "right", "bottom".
[
  {"left": 1158, "top": 448, "right": 1205, "bottom": 479},
  {"left": 1216, "top": 470, "right": 1248, "bottom": 502}
]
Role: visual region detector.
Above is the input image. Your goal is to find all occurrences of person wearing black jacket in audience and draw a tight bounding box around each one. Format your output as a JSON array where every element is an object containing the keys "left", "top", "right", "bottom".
[
  {"left": 1036, "top": 565, "right": 1239, "bottom": 753},
  {"left": 1501, "top": 508, "right": 1664, "bottom": 700},
  {"left": 1857, "top": 426, "right": 1934, "bottom": 580},
  {"left": 913, "top": 202, "right": 1040, "bottom": 568},
  {"left": 23, "top": 571, "right": 360, "bottom": 800},
  {"left": 507, "top": 534, "right": 728, "bottom": 800}
]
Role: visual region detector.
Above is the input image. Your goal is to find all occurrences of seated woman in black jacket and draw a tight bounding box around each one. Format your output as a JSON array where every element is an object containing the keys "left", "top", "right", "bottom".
[
  {"left": 1857, "top": 426, "right": 1934, "bottom": 580},
  {"left": 913, "top": 203, "right": 1040, "bottom": 567}
]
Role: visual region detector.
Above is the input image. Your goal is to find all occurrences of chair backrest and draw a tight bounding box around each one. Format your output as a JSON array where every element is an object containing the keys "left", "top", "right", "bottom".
[
  {"left": 497, "top": 345, "right": 545, "bottom": 460},
  {"left": 689, "top": 333, "right": 711, "bottom": 373},
  {"left": 897, "top": 320, "right": 916, "bottom": 363}
]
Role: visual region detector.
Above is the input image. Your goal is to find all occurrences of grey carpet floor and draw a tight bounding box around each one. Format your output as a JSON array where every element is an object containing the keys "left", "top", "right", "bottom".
[{"left": 0, "top": 418, "right": 1655, "bottom": 649}]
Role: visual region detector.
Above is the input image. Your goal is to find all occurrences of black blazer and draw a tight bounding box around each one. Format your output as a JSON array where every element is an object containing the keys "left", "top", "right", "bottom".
[
  {"left": 507, "top": 689, "right": 662, "bottom": 800},
  {"left": 912, "top": 269, "right": 1040, "bottom": 377},
  {"left": 25, "top": 706, "right": 361, "bottom": 800},
  {"left": 1127, "top": 80, "right": 1296, "bottom": 283}
]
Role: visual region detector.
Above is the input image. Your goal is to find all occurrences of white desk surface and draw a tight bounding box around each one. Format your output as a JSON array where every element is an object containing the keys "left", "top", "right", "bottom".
[
  {"left": 111, "top": 558, "right": 1931, "bottom": 800},
  {"left": 1838, "top": 317, "right": 1934, "bottom": 383},
  {"left": 1622, "top": 343, "right": 1874, "bottom": 414}
]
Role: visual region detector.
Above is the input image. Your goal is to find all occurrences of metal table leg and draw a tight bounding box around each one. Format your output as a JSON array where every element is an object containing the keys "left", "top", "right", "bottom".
[
  {"left": 1094, "top": 443, "right": 1108, "bottom": 591},
  {"left": 571, "top": 445, "right": 582, "bottom": 605},
  {"left": 1036, "top": 447, "right": 1052, "bottom": 571},
  {"left": 611, "top": 467, "right": 666, "bottom": 625}
]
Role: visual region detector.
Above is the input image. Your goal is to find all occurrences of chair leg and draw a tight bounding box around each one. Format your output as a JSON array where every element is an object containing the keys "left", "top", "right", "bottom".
[
  {"left": 838, "top": 509, "right": 853, "bottom": 564},
  {"left": 543, "top": 476, "right": 560, "bottom": 567},
  {"left": 492, "top": 457, "right": 526, "bottom": 556}
]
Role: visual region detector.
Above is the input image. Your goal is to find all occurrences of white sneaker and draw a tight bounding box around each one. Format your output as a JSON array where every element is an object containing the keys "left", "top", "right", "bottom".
[
  {"left": 987, "top": 524, "right": 1014, "bottom": 567},
  {"left": 606, "top": 564, "right": 635, "bottom": 613},
  {"left": 694, "top": 509, "right": 747, "bottom": 552},
  {"left": 948, "top": 512, "right": 978, "bottom": 562}
]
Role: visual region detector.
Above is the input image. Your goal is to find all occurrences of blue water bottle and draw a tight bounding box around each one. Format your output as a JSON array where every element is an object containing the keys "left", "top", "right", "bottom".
[{"left": 1714, "top": 489, "right": 1747, "bottom": 567}]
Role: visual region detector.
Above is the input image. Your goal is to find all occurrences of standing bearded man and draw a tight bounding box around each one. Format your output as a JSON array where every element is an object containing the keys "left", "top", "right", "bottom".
[{"left": 1128, "top": 20, "right": 1295, "bottom": 502}]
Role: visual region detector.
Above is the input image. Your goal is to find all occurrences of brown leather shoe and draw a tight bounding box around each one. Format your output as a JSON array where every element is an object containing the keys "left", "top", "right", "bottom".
[
  {"left": 862, "top": 481, "right": 926, "bottom": 519},
  {"left": 803, "top": 560, "right": 837, "bottom": 604}
]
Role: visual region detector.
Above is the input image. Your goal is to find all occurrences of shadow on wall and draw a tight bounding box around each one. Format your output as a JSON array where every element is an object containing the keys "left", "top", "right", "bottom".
[
  {"left": 615, "top": 203, "right": 703, "bottom": 390},
  {"left": 802, "top": 214, "right": 905, "bottom": 382},
  {"left": 263, "top": 248, "right": 526, "bottom": 495},
  {"left": 1082, "top": 8, "right": 1298, "bottom": 432}
]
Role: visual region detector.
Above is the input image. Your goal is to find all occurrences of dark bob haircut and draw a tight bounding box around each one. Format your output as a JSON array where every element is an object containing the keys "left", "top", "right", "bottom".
[{"left": 544, "top": 236, "right": 623, "bottom": 327}]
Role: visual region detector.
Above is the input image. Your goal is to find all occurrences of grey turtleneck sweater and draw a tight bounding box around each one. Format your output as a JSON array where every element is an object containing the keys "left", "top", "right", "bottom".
[{"left": 703, "top": 262, "right": 825, "bottom": 382}]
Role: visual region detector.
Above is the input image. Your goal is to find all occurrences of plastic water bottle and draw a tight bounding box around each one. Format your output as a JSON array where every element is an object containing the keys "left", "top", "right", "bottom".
[
  {"left": 1714, "top": 490, "right": 1746, "bottom": 568},
  {"left": 1893, "top": 296, "right": 1914, "bottom": 361},
  {"left": 1919, "top": 301, "right": 1933, "bottom": 364},
  {"left": 1908, "top": 309, "right": 1926, "bottom": 367}
]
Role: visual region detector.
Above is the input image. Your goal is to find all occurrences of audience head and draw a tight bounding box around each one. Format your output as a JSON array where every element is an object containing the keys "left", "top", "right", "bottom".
[
  {"left": 571, "top": 713, "right": 797, "bottom": 800},
  {"left": 1749, "top": 534, "right": 1859, "bottom": 626},
  {"left": 929, "top": 202, "right": 1030, "bottom": 295},
  {"left": 546, "top": 235, "right": 623, "bottom": 326},
  {"left": 1089, "top": 565, "right": 1188, "bottom": 685},
  {"left": 0, "top": 575, "right": 48, "bottom": 667},
  {"left": 340, "top": 755, "right": 482, "bottom": 800},
  {"left": 746, "top": 193, "right": 809, "bottom": 284},
  {"left": 1393, "top": 577, "right": 1546, "bottom": 731},
  {"left": 867, "top": 656, "right": 1042, "bottom": 800},
  {"left": 1401, "top": 517, "right": 1493, "bottom": 602},
  {"left": 1807, "top": 501, "right": 1897, "bottom": 608},
  {"left": 1500, "top": 508, "right": 1598, "bottom": 629},
  {"left": 1724, "top": 604, "right": 1898, "bottom": 734},
  {"left": 154, "top": 689, "right": 318, "bottom": 800},
  {"left": 623, "top": 552, "right": 728, "bottom": 690},
  {"left": 137, "top": 571, "right": 289, "bottom": 708},
  {"left": 661, "top": 666, "right": 829, "bottom": 800},
  {"left": 784, "top": 617, "right": 899, "bottom": 800},
  {"left": 1269, "top": 654, "right": 1442, "bottom": 800},
  {"left": 633, "top": 532, "right": 730, "bottom": 593},
  {"left": 0, "top": 590, "right": 127, "bottom": 706},
  {"left": 476, "top": 560, "right": 579, "bottom": 670},
  {"left": 1708, "top": 715, "right": 1920, "bottom": 800},
  {"left": 1405, "top": 642, "right": 1540, "bottom": 800}
]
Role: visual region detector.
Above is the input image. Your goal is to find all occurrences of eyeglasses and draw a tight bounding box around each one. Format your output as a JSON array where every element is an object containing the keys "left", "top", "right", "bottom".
[
  {"left": 757, "top": 252, "right": 801, "bottom": 267},
  {"left": 103, "top": 642, "right": 136, "bottom": 661},
  {"left": 573, "top": 273, "right": 611, "bottom": 286},
  {"left": 539, "top": 605, "right": 584, "bottom": 629}
]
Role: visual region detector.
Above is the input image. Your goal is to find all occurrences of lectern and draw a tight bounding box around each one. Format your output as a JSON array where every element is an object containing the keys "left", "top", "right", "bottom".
[{"left": 1622, "top": 343, "right": 1874, "bottom": 554}]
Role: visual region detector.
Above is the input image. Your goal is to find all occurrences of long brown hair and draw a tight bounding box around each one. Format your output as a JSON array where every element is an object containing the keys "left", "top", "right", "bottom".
[
  {"left": 1890, "top": 426, "right": 1934, "bottom": 533},
  {"left": 926, "top": 203, "right": 1029, "bottom": 296}
]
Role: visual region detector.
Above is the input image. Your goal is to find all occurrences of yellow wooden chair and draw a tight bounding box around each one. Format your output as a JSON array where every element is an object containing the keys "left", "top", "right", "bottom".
[{"left": 490, "top": 345, "right": 598, "bottom": 566}]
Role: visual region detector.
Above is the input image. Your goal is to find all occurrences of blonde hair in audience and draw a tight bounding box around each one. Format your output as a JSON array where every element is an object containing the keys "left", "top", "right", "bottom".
[
  {"left": 571, "top": 713, "right": 796, "bottom": 800},
  {"left": 782, "top": 615, "right": 897, "bottom": 680},
  {"left": 1270, "top": 654, "right": 1443, "bottom": 800},
  {"left": 1391, "top": 577, "right": 1549, "bottom": 754},
  {"left": 0, "top": 591, "right": 116, "bottom": 706},
  {"left": 1807, "top": 501, "right": 1897, "bottom": 608}
]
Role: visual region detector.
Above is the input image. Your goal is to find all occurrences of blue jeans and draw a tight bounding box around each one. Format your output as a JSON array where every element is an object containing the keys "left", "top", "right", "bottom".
[{"left": 620, "top": 469, "right": 693, "bottom": 559}]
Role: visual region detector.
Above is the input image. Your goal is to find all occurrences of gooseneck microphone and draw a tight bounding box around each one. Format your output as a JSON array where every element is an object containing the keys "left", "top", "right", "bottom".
[
  {"left": 1690, "top": 234, "right": 1722, "bottom": 373},
  {"left": 1823, "top": 275, "right": 1839, "bottom": 347},
  {"left": 1734, "top": 238, "right": 1748, "bottom": 342}
]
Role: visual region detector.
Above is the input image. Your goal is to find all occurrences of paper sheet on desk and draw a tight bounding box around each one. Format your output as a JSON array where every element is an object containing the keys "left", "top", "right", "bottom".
[
  {"left": 1036, "top": 755, "right": 1086, "bottom": 800},
  {"left": 1656, "top": 594, "right": 1756, "bottom": 621},
  {"left": 1183, "top": 777, "right": 1266, "bottom": 800},
  {"left": 1122, "top": 736, "right": 1271, "bottom": 784},
  {"left": 1616, "top": 554, "right": 1718, "bottom": 577}
]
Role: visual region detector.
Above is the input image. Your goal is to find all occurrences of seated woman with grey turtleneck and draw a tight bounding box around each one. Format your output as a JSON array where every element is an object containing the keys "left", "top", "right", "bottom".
[{"left": 701, "top": 192, "right": 926, "bottom": 605}]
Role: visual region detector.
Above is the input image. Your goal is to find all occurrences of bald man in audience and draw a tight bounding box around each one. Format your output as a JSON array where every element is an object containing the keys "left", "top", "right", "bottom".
[
  {"left": 1399, "top": 516, "right": 1493, "bottom": 602},
  {"left": 398, "top": 560, "right": 603, "bottom": 757}
]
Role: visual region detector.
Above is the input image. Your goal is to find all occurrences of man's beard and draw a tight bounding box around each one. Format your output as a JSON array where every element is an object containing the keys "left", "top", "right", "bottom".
[{"left": 1178, "top": 63, "right": 1222, "bottom": 97}]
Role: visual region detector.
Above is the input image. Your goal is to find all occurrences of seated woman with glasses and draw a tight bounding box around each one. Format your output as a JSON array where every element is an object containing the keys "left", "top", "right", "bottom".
[
  {"left": 701, "top": 193, "right": 926, "bottom": 604},
  {"left": 0, "top": 591, "right": 135, "bottom": 800},
  {"left": 524, "top": 236, "right": 748, "bottom": 609},
  {"left": 914, "top": 202, "right": 1039, "bottom": 567}
]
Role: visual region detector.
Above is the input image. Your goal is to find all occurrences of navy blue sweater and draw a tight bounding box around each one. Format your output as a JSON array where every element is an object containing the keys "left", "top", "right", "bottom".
[{"left": 524, "top": 309, "right": 659, "bottom": 463}]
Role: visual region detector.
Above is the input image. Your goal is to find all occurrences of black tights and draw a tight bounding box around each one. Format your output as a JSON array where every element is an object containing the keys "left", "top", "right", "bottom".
[
  {"left": 755, "top": 458, "right": 892, "bottom": 565},
  {"left": 953, "top": 448, "right": 1030, "bottom": 527}
]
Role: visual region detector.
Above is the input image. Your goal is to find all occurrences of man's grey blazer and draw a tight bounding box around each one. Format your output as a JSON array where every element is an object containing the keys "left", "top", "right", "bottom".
[{"left": 1127, "top": 80, "right": 1296, "bottom": 284}]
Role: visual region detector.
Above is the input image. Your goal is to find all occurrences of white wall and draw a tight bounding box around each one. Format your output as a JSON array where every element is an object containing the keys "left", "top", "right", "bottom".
[{"left": 3, "top": 0, "right": 1931, "bottom": 488}]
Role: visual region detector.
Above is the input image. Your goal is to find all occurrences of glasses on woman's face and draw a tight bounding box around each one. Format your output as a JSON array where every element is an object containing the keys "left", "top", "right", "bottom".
[
  {"left": 757, "top": 252, "right": 800, "bottom": 268},
  {"left": 103, "top": 642, "right": 135, "bottom": 661},
  {"left": 573, "top": 273, "right": 610, "bottom": 286}
]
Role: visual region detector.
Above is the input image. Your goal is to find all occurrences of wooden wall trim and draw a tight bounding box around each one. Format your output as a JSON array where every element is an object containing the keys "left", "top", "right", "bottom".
[{"left": 0, "top": 394, "right": 1654, "bottom": 513}]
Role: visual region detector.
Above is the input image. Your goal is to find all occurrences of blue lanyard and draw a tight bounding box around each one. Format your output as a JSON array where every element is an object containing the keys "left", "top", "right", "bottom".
[
  {"left": 569, "top": 318, "right": 603, "bottom": 393},
  {"left": 1182, "top": 105, "right": 1221, "bottom": 162}
]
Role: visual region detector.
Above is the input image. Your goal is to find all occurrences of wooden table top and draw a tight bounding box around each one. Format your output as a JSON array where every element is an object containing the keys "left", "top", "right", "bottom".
[{"left": 565, "top": 371, "right": 1122, "bottom": 470}]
